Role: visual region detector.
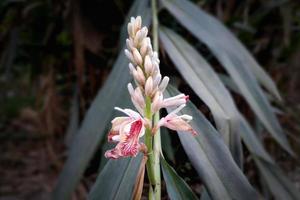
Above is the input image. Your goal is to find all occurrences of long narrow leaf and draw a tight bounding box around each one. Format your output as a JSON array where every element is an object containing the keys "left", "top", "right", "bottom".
[
  {"left": 52, "top": 51, "right": 131, "bottom": 200},
  {"left": 161, "top": 157, "right": 198, "bottom": 200},
  {"left": 53, "top": 5, "right": 151, "bottom": 199},
  {"left": 159, "top": 27, "right": 243, "bottom": 164},
  {"left": 88, "top": 155, "right": 143, "bottom": 200},
  {"left": 237, "top": 114, "right": 274, "bottom": 164},
  {"left": 254, "top": 157, "right": 300, "bottom": 200},
  {"left": 161, "top": 127, "right": 175, "bottom": 163},
  {"left": 166, "top": 86, "right": 259, "bottom": 200},
  {"left": 160, "top": 0, "right": 281, "bottom": 101},
  {"left": 160, "top": 27, "right": 237, "bottom": 136},
  {"left": 161, "top": 0, "right": 292, "bottom": 155}
]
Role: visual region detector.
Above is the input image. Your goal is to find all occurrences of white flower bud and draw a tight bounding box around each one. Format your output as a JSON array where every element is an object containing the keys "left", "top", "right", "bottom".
[
  {"left": 159, "top": 76, "right": 169, "bottom": 92},
  {"left": 134, "top": 87, "right": 145, "bottom": 107},
  {"left": 132, "top": 48, "right": 143, "bottom": 66},
  {"left": 128, "top": 63, "right": 135, "bottom": 74},
  {"left": 126, "top": 39, "right": 134, "bottom": 50},
  {"left": 145, "top": 77, "right": 153, "bottom": 96},
  {"left": 140, "top": 37, "right": 152, "bottom": 57},
  {"left": 135, "top": 66, "right": 145, "bottom": 85},
  {"left": 152, "top": 51, "right": 160, "bottom": 64},
  {"left": 134, "top": 16, "right": 142, "bottom": 34},
  {"left": 124, "top": 49, "right": 135, "bottom": 64},
  {"left": 127, "top": 83, "right": 135, "bottom": 96},
  {"left": 144, "top": 55, "right": 153, "bottom": 75},
  {"left": 134, "top": 27, "right": 148, "bottom": 47},
  {"left": 127, "top": 23, "right": 134, "bottom": 38},
  {"left": 151, "top": 91, "right": 163, "bottom": 113},
  {"left": 153, "top": 74, "right": 162, "bottom": 89}
]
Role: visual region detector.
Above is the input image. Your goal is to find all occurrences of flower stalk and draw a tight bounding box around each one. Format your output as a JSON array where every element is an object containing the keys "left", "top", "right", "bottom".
[
  {"left": 148, "top": 0, "right": 161, "bottom": 199},
  {"left": 104, "top": 15, "right": 196, "bottom": 200}
]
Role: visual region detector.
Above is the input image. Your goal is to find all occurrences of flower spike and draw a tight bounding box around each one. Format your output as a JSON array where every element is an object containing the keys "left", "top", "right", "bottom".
[{"left": 105, "top": 16, "right": 196, "bottom": 160}]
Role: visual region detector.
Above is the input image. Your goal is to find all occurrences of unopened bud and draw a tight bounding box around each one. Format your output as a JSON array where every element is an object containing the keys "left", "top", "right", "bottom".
[
  {"left": 134, "top": 27, "right": 148, "bottom": 47},
  {"left": 159, "top": 76, "right": 169, "bottom": 92},
  {"left": 133, "top": 16, "right": 142, "bottom": 35},
  {"left": 132, "top": 48, "right": 143, "bottom": 66},
  {"left": 125, "top": 49, "right": 135, "bottom": 64},
  {"left": 145, "top": 77, "right": 153, "bottom": 96},
  {"left": 140, "top": 37, "right": 151, "bottom": 57},
  {"left": 134, "top": 66, "right": 145, "bottom": 85},
  {"left": 127, "top": 23, "right": 134, "bottom": 38},
  {"left": 153, "top": 74, "right": 162, "bottom": 89},
  {"left": 126, "top": 39, "right": 134, "bottom": 50},
  {"left": 144, "top": 55, "right": 153, "bottom": 75},
  {"left": 151, "top": 91, "right": 163, "bottom": 113}
]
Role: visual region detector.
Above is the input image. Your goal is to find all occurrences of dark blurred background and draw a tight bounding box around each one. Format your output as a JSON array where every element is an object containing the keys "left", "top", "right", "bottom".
[{"left": 0, "top": 0, "right": 299, "bottom": 199}]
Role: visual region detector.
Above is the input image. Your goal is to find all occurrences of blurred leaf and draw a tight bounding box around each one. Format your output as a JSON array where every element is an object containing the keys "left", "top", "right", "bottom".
[
  {"left": 53, "top": 4, "right": 151, "bottom": 199},
  {"left": 64, "top": 87, "right": 79, "bottom": 147},
  {"left": 237, "top": 114, "right": 274, "bottom": 164},
  {"left": 160, "top": 0, "right": 281, "bottom": 101},
  {"left": 165, "top": 86, "right": 259, "bottom": 200},
  {"left": 254, "top": 157, "right": 300, "bottom": 200},
  {"left": 161, "top": 157, "right": 198, "bottom": 200},
  {"left": 0, "top": 28, "right": 18, "bottom": 80},
  {"left": 88, "top": 155, "right": 143, "bottom": 200},
  {"left": 52, "top": 51, "right": 131, "bottom": 200},
  {"left": 161, "top": 0, "right": 293, "bottom": 155},
  {"left": 161, "top": 127, "right": 175, "bottom": 163},
  {"left": 159, "top": 27, "right": 243, "bottom": 165},
  {"left": 200, "top": 189, "right": 211, "bottom": 200},
  {"left": 218, "top": 74, "right": 283, "bottom": 111}
]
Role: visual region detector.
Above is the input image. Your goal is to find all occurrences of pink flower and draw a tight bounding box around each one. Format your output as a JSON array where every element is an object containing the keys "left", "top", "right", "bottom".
[
  {"left": 104, "top": 107, "right": 146, "bottom": 159},
  {"left": 156, "top": 105, "right": 197, "bottom": 135}
]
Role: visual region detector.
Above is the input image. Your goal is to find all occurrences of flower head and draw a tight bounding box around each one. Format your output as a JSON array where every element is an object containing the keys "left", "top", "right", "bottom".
[
  {"left": 105, "top": 16, "right": 196, "bottom": 160},
  {"left": 105, "top": 108, "right": 146, "bottom": 159}
]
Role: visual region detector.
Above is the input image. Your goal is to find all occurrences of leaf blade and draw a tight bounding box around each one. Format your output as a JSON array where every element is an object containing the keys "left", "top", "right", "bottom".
[
  {"left": 161, "top": 157, "right": 198, "bottom": 200},
  {"left": 161, "top": 0, "right": 292, "bottom": 155},
  {"left": 159, "top": 27, "right": 242, "bottom": 165},
  {"left": 52, "top": 51, "right": 131, "bottom": 200},
  {"left": 165, "top": 86, "right": 259, "bottom": 200},
  {"left": 88, "top": 155, "right": 143, "bottom": 200},
  {"left": 254, "top": 157, "right": 300, "bottom": 200}
]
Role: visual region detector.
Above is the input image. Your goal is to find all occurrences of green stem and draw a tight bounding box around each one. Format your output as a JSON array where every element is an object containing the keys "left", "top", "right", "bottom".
[
  {"left": 145, "top": 0, "right": 161, "bottom": 199},
  {"left": 145, "top": 97, "right": 155, "bottom": 184}
]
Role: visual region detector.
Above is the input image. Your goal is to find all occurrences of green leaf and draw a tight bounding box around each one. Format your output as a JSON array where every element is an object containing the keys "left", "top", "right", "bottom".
[
  {"left": 88, "top": 155, "right": 143, "bottom": 200},
  {"left": 160, "top": 0, "right": 281, "bottom": 101},
  {"left": 237, "top": 114, "right": 274, "bottom": 164},
  {"left": 161, "top": 127, "right": 175, "bottom": 163},
  {"left": 200, "top": 189, "right": 212, "bottom": 200},
  {"left": 52, "top": 51, "right": 131, "bottom": 200},
  {"left": 159, "top": 27, "right": 243, "bottom": 165},
  {"left": 53, "top": 4, "right": 151, "bottom": 199},
  {"left": 161, "top": 0, "right": 293, "bottom": 155},
  {"left": 165, "top": 86, "right": 259, "bottom": 200},
  {"left": 161, "top": 157, "right": 198, "bottom": 200},
  {"left": 254, "top": 157, "right": 300, "bottom": 200}
]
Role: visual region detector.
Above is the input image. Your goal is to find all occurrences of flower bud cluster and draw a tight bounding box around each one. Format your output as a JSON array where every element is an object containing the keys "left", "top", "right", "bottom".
[
  {"left": 125, "top": 16, "right": 189, "bottom": 116},
  {"left": 104, "top": 16, "right": 196, "bottom": 159}
]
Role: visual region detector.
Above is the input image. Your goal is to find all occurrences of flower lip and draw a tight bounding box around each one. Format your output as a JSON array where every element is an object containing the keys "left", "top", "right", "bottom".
[{"left": 105, "top": 108, "right": 146, "bottom": 159}]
